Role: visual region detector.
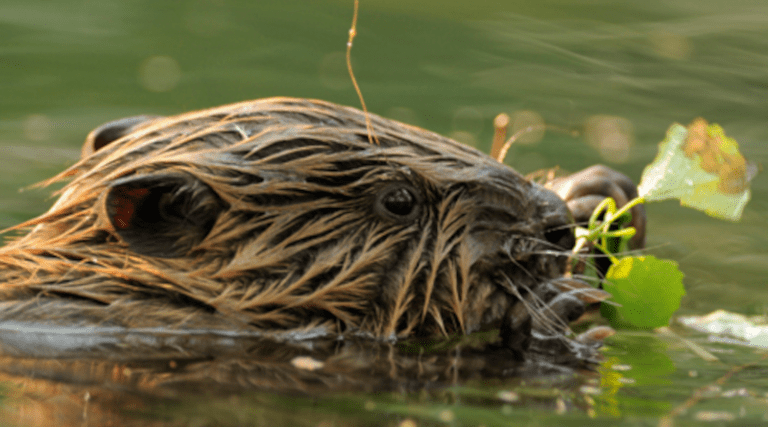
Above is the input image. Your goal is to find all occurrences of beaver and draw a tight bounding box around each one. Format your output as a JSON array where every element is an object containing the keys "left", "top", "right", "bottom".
[{"left": 0, "top": 98, "right": 644, "bottom": 359}]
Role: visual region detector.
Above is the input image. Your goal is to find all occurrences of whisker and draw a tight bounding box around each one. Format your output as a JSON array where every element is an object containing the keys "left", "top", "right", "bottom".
[{"left": 500, "top": 271, "right": 570, "bottom": 336}]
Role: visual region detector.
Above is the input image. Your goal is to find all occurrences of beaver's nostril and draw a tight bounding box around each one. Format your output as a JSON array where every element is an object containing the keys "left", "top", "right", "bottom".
[{"left": 544, "top": 225, "right": 575, "bottom": 250}]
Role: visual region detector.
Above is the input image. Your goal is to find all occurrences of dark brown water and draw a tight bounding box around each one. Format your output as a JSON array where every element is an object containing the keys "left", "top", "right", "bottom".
[{"left": 0, "top": 0, "right": 767, "bottom": 425}]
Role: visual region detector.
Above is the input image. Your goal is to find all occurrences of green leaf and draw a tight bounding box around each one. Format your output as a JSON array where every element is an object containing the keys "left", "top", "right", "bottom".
[
  {"left": 602, "top": 256, "right": 685, "bottom": 329},
  {"left": 637, "top": 119, "right": 754, "bottom": 221}
]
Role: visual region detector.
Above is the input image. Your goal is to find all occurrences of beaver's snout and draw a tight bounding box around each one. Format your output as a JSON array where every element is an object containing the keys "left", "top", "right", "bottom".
[{"left": 531, "top": 183, "right": 576, "bottom": 252}]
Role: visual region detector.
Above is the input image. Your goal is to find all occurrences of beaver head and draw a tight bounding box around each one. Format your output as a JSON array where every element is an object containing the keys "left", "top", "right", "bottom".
[{"left": 0, "top": 98, "right": 592, "bottom": 349}]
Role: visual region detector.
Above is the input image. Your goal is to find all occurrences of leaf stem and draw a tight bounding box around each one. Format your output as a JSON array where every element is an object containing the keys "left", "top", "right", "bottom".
[{"left": 570, "top": 196, "right": 646, "bottom": 272}]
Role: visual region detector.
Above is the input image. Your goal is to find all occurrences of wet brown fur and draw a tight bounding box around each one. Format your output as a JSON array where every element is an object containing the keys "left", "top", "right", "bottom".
[{"left": 0, "top": 98, "right": 582, "bottom": 345}]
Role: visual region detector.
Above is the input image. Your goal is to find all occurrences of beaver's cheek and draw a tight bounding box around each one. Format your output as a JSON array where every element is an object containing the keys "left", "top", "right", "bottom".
[
  {"left": 463, "top": 230, "right": 507, "bottom": 265},
  {"left": 461, "top": 272, "right": 516, "bottom": 335}
]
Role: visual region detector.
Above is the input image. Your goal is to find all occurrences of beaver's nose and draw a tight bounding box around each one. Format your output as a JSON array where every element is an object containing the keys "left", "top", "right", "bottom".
[{"left": 530, "top": 183, "right": 575, "bottom": 250}]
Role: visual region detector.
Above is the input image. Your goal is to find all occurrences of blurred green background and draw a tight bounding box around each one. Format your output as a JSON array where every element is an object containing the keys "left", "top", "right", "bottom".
[{"left": 0, "top": 0, "right": 767, "bottom": 425}]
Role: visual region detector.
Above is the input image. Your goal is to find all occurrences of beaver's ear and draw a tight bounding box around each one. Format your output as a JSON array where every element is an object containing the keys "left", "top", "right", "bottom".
[
  {"left": 106, "top": 173, "right": 227, "bottom": 258},
  {"left": 83, "top": 115, "right": 162, "bottom": 158}
]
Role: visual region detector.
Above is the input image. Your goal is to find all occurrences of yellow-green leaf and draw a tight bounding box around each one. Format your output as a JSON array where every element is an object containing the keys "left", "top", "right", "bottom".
[
  {"left": 602, "top": 256, "right": 685, "bottom": 329},
  {"left": 637, "top": 119, "right": 754, "bottom": 221}
]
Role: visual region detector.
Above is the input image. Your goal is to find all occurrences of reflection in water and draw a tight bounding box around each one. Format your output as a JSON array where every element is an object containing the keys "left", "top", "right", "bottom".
[{"left": 0, "top": 323, "right": 600, "bottom": 426}]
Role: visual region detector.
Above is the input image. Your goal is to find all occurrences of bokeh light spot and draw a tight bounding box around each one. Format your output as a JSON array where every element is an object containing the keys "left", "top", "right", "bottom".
[{"left": 138, "top": 55, "right": 181, "bottom": 93}]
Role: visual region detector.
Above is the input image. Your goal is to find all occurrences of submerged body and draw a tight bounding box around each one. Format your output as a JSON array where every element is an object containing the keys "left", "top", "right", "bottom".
[{"left": 0, "top": 98, "right": 643, "bottom": 359}]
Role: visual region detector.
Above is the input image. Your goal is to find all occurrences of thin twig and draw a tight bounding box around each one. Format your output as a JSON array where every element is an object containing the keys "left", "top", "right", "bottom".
[
  {"left": 490, "top": 113, "right": 509, "bottom": 161},
  {"left": 346, "top": 0, "right": 379, "bottom": 145}
]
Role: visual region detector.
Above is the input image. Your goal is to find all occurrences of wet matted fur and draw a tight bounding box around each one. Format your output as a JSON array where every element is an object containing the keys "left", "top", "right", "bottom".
[{"left": 0, "top": 97, "right": 599, "bottom": 358}]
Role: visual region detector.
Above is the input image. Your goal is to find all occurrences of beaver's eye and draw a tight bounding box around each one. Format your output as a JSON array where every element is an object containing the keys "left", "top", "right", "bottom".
[
  {"left": 375, "top": 183, "right": 421, "bottom": 221},
  {"left": 384, "top": 188, "right": 414, "bottom": 215}
]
